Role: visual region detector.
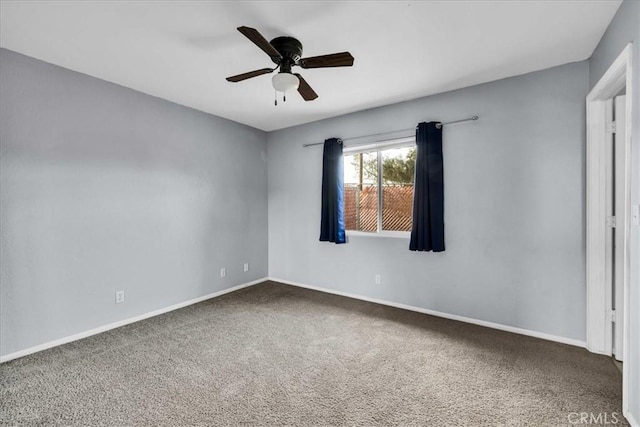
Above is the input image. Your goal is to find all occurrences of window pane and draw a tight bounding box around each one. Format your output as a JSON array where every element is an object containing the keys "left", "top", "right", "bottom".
[
  {"left": 381, "top": 146, "right": 415, "bottom": 231},
  {"left": 344, "top": 152, "right": 378, "bottom": 232}
]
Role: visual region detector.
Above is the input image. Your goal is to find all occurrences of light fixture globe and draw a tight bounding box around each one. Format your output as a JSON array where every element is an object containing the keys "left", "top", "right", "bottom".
[{"left": 272, "top": 72, "right": 299, "bottom": 93}]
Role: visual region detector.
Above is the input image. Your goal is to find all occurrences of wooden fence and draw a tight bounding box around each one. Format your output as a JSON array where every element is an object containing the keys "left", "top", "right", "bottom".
[{"left": 344, "top": 184, "right": 413, "bottom": 232}]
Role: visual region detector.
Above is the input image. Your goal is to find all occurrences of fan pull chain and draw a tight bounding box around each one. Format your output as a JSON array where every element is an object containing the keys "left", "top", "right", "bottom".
[{"left": 274, "top": 91, "right": 288, "bottom": 106}]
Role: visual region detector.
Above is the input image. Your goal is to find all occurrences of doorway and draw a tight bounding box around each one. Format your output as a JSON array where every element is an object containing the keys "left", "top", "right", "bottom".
[
  {"left": 585, "top": 43, "right": 633, "bottom": 417},
  {"left": 607, "top": 94, "right": 626, "bottom": 362}
]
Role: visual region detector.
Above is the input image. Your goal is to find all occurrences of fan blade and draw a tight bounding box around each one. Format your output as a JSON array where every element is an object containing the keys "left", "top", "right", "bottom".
[
  {"left": 237, "top": 26, "right": 282, "bottom": 60},
  {"left": 295, "top": 74, "right": 318, "bottom": 101},
  {"left": 226, "top": 68, "right": 274, "bottom": 82},
  {"left": 299, "top": 52, "right": 354, "bottom": 69}
]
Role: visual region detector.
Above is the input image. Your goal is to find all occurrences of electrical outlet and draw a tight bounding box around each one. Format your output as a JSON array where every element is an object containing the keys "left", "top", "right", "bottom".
[
  {"left": 220, "top": 267, "right": 226, "bottom": 278},
  {"left": 375, "top": 274, "right": 381, "bottom": 285},
  {"left": 243, "top": 263, "right": 249, "bottom": 272},
  {"left": 115, "top": 290, "right": 125, "bottom": 304}
]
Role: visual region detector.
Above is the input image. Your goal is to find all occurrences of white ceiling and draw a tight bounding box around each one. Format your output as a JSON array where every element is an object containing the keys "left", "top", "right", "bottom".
[{"left": 0, "top": 1, "right": 621, "bottom": 131}]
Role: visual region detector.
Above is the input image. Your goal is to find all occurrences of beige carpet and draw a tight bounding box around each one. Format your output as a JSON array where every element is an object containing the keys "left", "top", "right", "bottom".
[{"left": 0, "top": 281, "right": 626, "bottom": 426}]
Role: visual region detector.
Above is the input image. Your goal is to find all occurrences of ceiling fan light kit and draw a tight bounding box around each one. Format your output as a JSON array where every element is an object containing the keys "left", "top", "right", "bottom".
[
  {"left": 226, "top": 26, "right": 354, "bottom": 105},
  {"left": 272, "top": 73, "right": 299, "bottom": 93}
]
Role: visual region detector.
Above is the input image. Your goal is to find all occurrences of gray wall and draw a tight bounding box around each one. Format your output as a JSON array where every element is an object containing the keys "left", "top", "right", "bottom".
[
  {"left": 0, "top": 49, "right": 268, "bottom": 357},
  {"left": 268, "top": 61, "right": 589, "bottom": 342},
  {"left": 589, "top": 0, "right": 640, "bottom": 421}
]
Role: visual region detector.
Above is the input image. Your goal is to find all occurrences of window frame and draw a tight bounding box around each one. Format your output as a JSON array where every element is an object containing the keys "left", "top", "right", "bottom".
[{"left": 343, "top": 136, "right": 416, "bottom": 239}]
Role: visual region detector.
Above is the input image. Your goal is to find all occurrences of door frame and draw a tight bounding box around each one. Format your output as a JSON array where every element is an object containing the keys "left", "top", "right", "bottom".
[{"left": 585, "top": 43, "right": 633, "bottom": 414}]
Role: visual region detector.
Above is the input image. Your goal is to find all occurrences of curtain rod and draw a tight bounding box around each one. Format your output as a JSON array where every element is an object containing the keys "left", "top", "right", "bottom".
[{"left": 302, "top": 115, "right": 479, "bottom": 148}]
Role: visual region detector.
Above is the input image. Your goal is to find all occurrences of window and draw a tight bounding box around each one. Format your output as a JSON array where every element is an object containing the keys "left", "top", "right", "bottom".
[{"left": 343, "top": 139, "right": 416, "bottom": 236}]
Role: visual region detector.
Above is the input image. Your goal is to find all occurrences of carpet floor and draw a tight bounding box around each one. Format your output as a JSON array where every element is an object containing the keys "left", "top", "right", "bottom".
[{"left": 0, "top": 281, "right": 626, "bottom": 426}]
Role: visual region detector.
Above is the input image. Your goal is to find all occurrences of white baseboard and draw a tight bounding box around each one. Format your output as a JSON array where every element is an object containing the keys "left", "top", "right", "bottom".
[
  {"left": 0, "top": 276, "right": 588, "bottom": 363},
  {"left": 268, "top": 277, "right": 586, "bottom": 349},
  {"left": 0, "top": 277, "right": 268, "bottom": 363}
]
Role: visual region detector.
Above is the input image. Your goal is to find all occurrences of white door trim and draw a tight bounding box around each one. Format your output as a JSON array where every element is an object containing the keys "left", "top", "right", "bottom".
[
  {"left": 585, "top": 43, "right": 633, "bottom": 416},
  {"left": 613, "top": 95, "right": 627, "bottom": 361}
]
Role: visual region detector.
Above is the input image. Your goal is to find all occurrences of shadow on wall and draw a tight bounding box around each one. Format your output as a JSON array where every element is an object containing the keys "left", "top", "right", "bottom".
[{"left": 0, "top": 48, "right": 268, "bottom": 356}]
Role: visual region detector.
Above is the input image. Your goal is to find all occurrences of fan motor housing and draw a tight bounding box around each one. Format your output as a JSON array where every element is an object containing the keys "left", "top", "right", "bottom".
[{"left": 270, "top": 36, "right": 303, "bottom": 65}]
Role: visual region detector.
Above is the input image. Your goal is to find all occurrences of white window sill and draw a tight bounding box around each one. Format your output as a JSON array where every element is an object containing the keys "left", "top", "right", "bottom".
[{"left": 346, "top": 230, "right": 410, "bottom": 239}]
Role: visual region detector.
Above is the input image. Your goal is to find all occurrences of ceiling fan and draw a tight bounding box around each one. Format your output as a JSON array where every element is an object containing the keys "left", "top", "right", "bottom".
[{"left": 226, "top": 26, "right": 354, "bottom": 104}]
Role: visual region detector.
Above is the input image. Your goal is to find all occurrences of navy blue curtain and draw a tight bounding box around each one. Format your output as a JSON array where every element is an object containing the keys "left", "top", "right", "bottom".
[
  {"left": 410, "top": 122, "right": 445, "bottom": 252},
  {"left": 319, "top": 138, "right": 346, "bottom": 244}
]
